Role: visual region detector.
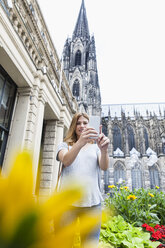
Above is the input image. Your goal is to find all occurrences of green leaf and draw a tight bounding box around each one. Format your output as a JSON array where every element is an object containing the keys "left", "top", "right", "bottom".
[
  {"left": 149, "top": 204, "right": 157, "bottom": 210},
  {"left": 100, "top": 214, "right": 161, "bottom": 248}
]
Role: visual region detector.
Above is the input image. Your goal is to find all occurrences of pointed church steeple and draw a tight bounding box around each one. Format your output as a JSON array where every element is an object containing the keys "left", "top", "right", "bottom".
[
  {"left": 62, "top": 0, "right": 101, "bottom": 116},
  {"left": 72, "top": 0, "right": 90, "bottom": 39}
]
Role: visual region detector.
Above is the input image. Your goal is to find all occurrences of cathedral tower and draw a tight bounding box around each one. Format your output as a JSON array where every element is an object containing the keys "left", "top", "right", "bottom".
[{"left": 62, "top": 0, "right": 101, "bottom": 116}]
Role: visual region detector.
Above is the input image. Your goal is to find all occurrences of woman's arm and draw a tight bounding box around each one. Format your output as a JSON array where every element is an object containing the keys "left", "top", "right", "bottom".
[
  {"left": 99, "top": 150, "right": 109, "bottom": 171},
  {"left": 58, "top": 141, "right": 82, "bottom": 167},
  {"left": 97, "top": 126, "right": 110, "bottom": 170}
]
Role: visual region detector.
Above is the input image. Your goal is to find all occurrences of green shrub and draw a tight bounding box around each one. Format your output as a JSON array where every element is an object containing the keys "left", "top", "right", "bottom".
[{"left": 104, "top": 186, "right": 165, "bottom": 227}]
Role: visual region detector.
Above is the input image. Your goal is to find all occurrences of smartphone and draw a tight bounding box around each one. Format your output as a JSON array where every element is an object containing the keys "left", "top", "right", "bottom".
[{"left": 88, "top": 115, "right": 100, "bottom": 139}]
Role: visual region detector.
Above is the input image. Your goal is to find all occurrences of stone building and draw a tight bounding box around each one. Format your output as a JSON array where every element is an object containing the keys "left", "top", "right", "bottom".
[
  {"left": 1, "top": 0, "right": 165, "bottom": 196},
  {"left": 62, "top": 0, "right": 101, "bottom": 116},
  {"left": 102, "top": 103, "right": 165, "bottom": 192},
  {"left": 0, "top": 0, "right": 78, "bottom": 195}
]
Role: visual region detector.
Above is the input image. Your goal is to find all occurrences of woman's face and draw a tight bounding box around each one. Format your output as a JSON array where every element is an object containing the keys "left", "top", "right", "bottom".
[{"left": 75, "top": 115, "right": 89, "bottom": 139}]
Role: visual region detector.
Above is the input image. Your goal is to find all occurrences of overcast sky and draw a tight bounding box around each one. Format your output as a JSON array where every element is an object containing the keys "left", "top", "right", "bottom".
[{"left": 37, "top": 0, "right": 165, "bottom": 105}]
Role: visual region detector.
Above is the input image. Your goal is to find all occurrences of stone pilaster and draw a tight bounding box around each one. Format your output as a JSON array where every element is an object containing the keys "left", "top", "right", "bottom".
[
  {"left": 24, "top": 85, "right": 39, "bottom": 150},
  {"left": 140, "top": 125, "right": 146, "bottom": 155},
  {"left": 126, "top": 166, "right": 132, "bottom": 191},
  {"left": 160, "top": 171, "right": 165, "bottom": 192},
  {"left": 18, "top": 81, "right": 46, "bottom": 192},
  {"left": 108, "top": 123, "right": 113, "bottom": 156},
  {"left": 52, "top": 119, "right": 64, "bottom": 191},
  {"left": 125, "top": 133, "right": 130, "bottom": 157},
  {"left": 31, "top": 88, "right": 45, "bottom": 191},
  {"left": 159, "top": 156, "right": 165, "bottom": 191},
  {"left": 108, "top": 158, "right": 114, "bottom": 185},
  {"left": 39, "top": 120, "right": 58, "bottom": 196},
  {"left": 142, "top": 158, "right": 151, "bottom": 189},
  {"left": 143, "top": 168, "right": 151, "bottom": 189}
]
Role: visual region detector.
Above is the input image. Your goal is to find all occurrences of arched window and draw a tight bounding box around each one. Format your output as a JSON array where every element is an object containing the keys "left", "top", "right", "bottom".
[
  {"left": 72, "top": 79, "right": 80, "bottom": 100},
  {"left": 149, "top": 164, "right": 160, "bottom": 189},
  {"left": 127, "top": 124, "right": 135, "bottom": 151},
  {"left": 114, "top": 162, "right": 126, "bottom": 185},
  {"left": 144, "top": 127, "right": 149, "bottom": 151},
  {"left": 85, "top": 51, "right": 89, "bottom": 70},
  {"left": 131, "top": 162, "right": 142, "bottom": 190},
  {"left": 102, "top": 124, "right": 108, "bottom": 137},
  {"left": 113, "top": 124, "right": 122, "bottom": 151},
  {"left": 75, "top": 50, "right": 81, "bottom": 66}
]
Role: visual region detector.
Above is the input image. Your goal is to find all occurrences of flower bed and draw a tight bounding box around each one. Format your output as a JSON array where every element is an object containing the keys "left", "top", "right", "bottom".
[
  {"left": 105, "top": 184, "right": 165, "bottom": 227},
  {"left": 100, "top": 183, "right": 165, "bottom": 247}
]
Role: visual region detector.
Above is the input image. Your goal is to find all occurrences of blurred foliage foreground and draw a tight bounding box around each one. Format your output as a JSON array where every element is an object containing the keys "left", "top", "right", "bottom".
[{"left": 0, "top": 151, "right": 99, "bottom": 248}]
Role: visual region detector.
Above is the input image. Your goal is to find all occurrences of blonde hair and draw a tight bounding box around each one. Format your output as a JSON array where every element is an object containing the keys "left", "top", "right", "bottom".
[{"left": 64, "top": 112, "right": 89, "bottom": 146}]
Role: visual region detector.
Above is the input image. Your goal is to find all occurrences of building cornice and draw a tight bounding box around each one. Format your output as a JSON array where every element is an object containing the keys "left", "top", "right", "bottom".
[{"left": 0, "top": 0, "right": 78, "bottom": 114}]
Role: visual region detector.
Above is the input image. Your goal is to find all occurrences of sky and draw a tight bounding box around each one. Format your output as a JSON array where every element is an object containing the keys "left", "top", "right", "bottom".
[{"left": 37, "top": 0, "right": 165, "bottom": 105}]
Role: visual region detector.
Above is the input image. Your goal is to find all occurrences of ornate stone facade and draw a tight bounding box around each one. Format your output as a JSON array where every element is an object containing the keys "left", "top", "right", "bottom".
[
  {"left": 102, "top": 103, "right": 165, "bottom": 192},
  {"left": 0, "top": 0, "right": 78, "bottom": 196},
  {"left": 62, "top": 0, "right": 101, "bottom": 116},
  {"left": 62, "top": 0, "right": 165, "bottom": 193}
]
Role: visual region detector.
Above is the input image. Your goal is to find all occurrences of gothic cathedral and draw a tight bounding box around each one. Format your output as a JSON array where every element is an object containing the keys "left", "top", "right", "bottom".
[
  {"left": 62, "top": 0, "right": 101, "bottom": 116},
  {"left": 62, "top": 0, "right": 165, "bottom": 193}
]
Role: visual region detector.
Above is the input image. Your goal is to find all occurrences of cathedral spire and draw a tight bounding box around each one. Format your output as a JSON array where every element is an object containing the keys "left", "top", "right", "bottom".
[
  {"left": 72, "top": 0, "right": 90, "bottom": 39},
  {"left": 63, "top": 0, "right": 101, "bottom": 116}
]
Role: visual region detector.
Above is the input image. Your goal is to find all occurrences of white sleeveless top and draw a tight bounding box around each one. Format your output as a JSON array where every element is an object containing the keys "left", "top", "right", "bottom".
[{"left": 56, "top": 142, "right": 103, "bottom": 207}]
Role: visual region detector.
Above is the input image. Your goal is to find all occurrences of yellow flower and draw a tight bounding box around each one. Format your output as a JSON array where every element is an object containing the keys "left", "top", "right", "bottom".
[
  {"left": 120, "top": 187, "right": 123, "bottom": 190},
  {"left": 127, "top": 195, "right": 137, "bottom": 201},
  {"left": 108, "top": 185, "right": 116, "bottom": 189},
  {"left": 148, "top": 193, "right": 154, "bottom": 197},
  {"left": 155, "top": 186, "right": 159, "bottom": 189},
  {"left": 124, "top": 186, "right": 129, "bottom": 190},
  {"left": 0, "top": 151, "right": 99, "bottom": 248},
  {"left": 0, "top": 151, "right": 34, "bottom": 239}
]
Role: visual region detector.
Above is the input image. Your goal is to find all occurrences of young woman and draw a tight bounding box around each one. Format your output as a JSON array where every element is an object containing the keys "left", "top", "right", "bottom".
[{"left": 56, "top": 112, "right": 109, "bottom": 247}]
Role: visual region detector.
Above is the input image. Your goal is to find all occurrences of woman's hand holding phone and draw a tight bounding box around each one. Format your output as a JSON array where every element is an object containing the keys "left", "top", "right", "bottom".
[
  {"left": 97, "top": 125, "right": 110, "bottom": 152},
  {"left": 78, "top": 127, "right": 99, "bottom": 146}
]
